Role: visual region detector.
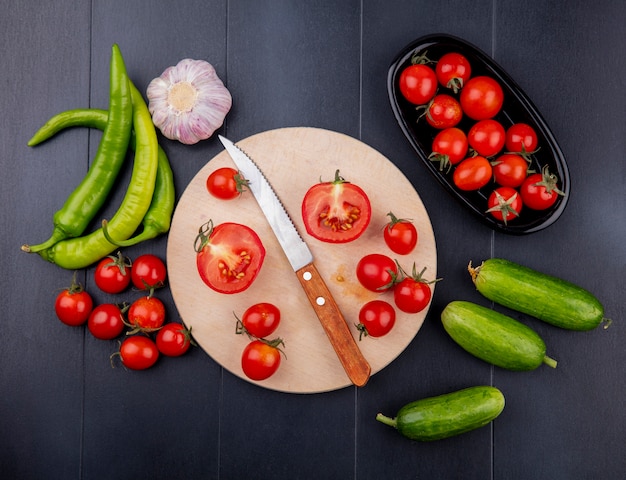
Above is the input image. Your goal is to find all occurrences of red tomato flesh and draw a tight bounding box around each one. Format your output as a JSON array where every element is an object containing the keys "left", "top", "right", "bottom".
[
  {"left": 302, "top": 172, "right": 371, "bottom": 243},
  {"left": 196, "top": 222, "right": 266, "bottom": 294}
]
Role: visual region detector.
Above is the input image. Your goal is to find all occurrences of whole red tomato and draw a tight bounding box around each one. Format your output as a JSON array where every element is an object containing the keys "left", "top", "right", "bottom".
[
  {"left": 429, "top": 127, "right": 468, "bottom": 172},
  {"left": 156, "top": 323, "right": 194, "bottom": 357},
  {"left": 383, "top": 212, "right": 418, "bottom": 255},
  {"left": 131, "top": 254, "right": 167, "bottom": 290},
  {"left": 94, "top": 252, "right": 132, "bottom": 294},
  {"left": 238, "top": 302, "right": 281, "bottom": 339},
  {"left": 425, "top": 94, "right": 463, "bottom": 129},
  {"left": 128, "top": 295, "right": 166, "bottom": 331},
  {"left": 393, "top": 264, "right": 436, "bottom": 314},
  {"left": 241, "top": 339, "right": 283, "bottom": 381},
  {"left": 118, "top": 336, "right": 159, "bottom": 370},
  {"left": 468, "top": 119, "right": 506, "bottom": 157},
  {"left": 520, "top": 165, "right": 565, "bottom": 210},
  {"left": 486, "top": 187, "right": 523, "bottom": 224},
  {"left": 492, "top": 153, "right": 530, "bottom": 188},
  {"left": 302, "top": 170, "right": 371, "bottom": 244},
  {"left": 460, "top": 76, "right": 504, "bottom": 120},
  {"left": 88, "top": 303, "right": 126, "bottom": 340},
  {"left": 505, "top": 123, "right": 538, "bottom": 153},
  {"left": 398, "top": 63, "right": 437, "bottom": 105},
  {"left": 356, "top": 253, "right": 398, "bottom": 292},
  {"left": 206, "top": 167, "right": 247, "bottom": 200},
  {"left": 453, "top": 156, "right": 493, "bottom": 191},
  {"left": 435, "top": 52, "right": 472, "bottom": 93},
  {"left": 54, "top": 277, "right": 93, "bottom": 326},
  {"left": 357, "top": 300, "right": 396, "bottom": 339},
  {"left": 195, "top": 221, "right": 265, "bottom": 294}
]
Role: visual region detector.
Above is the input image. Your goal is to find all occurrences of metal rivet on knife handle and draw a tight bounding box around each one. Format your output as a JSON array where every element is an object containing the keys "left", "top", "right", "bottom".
[{"left": 296, "top": 262, "right": 371, "bottom": 387}]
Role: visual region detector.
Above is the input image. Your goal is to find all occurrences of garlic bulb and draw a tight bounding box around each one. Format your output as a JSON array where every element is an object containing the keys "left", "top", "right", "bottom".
[{"left": 147, "top": 59, "right": 232, "bottom": 145}]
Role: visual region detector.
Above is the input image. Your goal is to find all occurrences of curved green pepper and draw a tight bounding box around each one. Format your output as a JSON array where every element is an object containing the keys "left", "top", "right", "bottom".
[
  {"left": 23, "top": 44, "right": 132, "bottom": 253},
  {"left": 37, "top": 82, "right": 159, "bottom": 269},
  {"left": 29, "top": 107, "right": 175, "bottom": 247}
]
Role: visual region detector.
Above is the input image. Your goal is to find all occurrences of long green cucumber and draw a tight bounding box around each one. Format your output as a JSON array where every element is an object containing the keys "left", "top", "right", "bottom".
[
  {"left": 441, "top": 301, "right": 557, "bottom": 370},
  {"left": 469, "top": 258, "right": 605, "bottom": 331},
  {"left": 376, "top": 385, "right": 505, "bottom": 442}
]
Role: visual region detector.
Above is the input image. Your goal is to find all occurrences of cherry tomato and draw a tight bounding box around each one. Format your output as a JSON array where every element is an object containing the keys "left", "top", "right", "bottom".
[
  {"left": 383, "top": 212, "right": 418, "bottom": 255},
  {"left": 398, "top": 64, "right": 437, "bottom": 105},
  {"left": 468, "top": 119, "right": 506, "bottom": 157},
  {"left": 238, "top": 302, "right": 281, "bottom": 338},
  {"left": 206, "top": 167, "right": 246, "bottom": 200},
  {"left": 241, "top": 339, "right": 283, "bottom": 381},
  {"left": 460, "top": 76, "right": 504, "bottom": 120},
  {"left": 492, "top": 153, "right": 530, "bottom": 188},
  {"left": 118, "top": 336, "right": 159, "bottom": 370},
  {"left": 435, "top": 52, "right": 471, "bottom": 93},
  {"left": 393, "top": 265, "right": 435, "bottom": 314},
  {"left": 486, "top": 187, "right": 523, "bottom": 224},
  {"left": 357, "top": 300, "right": 396, "bottom": 338},
  {"left": 94, "top": 252, "right": 132, "bottom": 294},
  {"left": 131, "top": 254, "right": 167, "bottom": 290},
  {"left": 505, "top": 123, "right": 538, "bottom": 153},
  {"left": 356, "top": 253, "right": 398, "bottom": 292},
  {"left": 88, "top": 303, "right": 125, "bottom": 340},
  {"left": 425, "top": 94, "right": 463, "bottom": 129},
  {"left": 520, "top": 166, "right": 565, "bottom": 210},
  {"left": 128, "top": 295, "right": 166, "bottom": 331},
  {"left": 429, "top": 127, "right": 468, "bottom": 172},
  {"left": 156, "top": 323, "right": 194, "bottom": 357},
  {"left": 453, "top": 156, "right": 493, "bottom": 191},
  {"left": 54, "top": 278, "right": 93, "bottom": 326},
  {"left": 301, "top": 170, "right": 371, "bottom": 243},
  {"left": 195, "top": 221, "right": 266, "bottom": 294}
]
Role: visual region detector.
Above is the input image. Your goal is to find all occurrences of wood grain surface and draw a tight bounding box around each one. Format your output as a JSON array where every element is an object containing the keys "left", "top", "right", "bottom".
[{"left": 167, "top": 127, "right": 437, "bottom": 393}]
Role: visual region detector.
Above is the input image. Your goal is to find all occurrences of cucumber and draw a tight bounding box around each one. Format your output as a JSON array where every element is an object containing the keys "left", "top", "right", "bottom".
[
  {"left": 441, "top": 301, "right": 557, "bottom": 370},
  {"left": 376, "top": 385, "right": 505, "bottom": 442},
  {"left": 469, "top": 258, "right": 605, "bottom": 331}
]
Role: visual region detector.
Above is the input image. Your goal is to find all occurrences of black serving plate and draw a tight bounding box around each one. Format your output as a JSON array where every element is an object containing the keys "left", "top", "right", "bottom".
[{"left": 388, "top": 34, "right": 570, "bottom": 235}]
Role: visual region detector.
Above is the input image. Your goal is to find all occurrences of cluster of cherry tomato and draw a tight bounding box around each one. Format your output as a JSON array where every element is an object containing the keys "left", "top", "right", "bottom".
[
  {"left": 235, "top": 302, "right": 285, "bottom": 381},
  {"left": 354, "top": 213, "right": 437, "bottom": 339},
  {"left": 399, "top": 50, "right": 565, "bottom": 224},
  {"left": 54, "top": 253, "right": 194, "bottom": 370}
]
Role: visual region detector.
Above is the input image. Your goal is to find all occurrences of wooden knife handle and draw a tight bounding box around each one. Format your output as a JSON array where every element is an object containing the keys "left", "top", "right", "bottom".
[{"left": 295, "top": 262, "right": 371, "bottom": 387}]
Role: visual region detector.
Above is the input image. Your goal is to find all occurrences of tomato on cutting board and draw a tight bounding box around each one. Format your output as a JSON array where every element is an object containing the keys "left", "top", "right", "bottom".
[
  {"left": 195, "top": 220, "right": 266, "bottom": 294},
  {"left": 241, "top": 339, "right": 284, "bottom": 381},
  {"left": 237, "top": 302, "right": 281, "bottom": 339},
  {"left": 357, "top": 300, "right": 396, "bottom": 338},
  {"left": 356, "top": 253, "right": 398, "bottom": 292},
  {"left": 301, "top": 170, "right": 372, "bottom": 243}
]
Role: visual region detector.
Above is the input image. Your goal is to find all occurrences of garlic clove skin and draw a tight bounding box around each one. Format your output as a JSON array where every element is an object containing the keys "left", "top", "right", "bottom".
[{"left": 147, "top": 59, "right": 232, "bottom": 145}]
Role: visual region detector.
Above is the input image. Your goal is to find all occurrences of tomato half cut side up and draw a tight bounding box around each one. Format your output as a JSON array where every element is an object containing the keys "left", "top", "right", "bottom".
[
  {"left": 194, "top": 221, "right": 266, "bottom": 294},
  {"left": 301, "top": 170, "right": 372, "bottom": 243}
]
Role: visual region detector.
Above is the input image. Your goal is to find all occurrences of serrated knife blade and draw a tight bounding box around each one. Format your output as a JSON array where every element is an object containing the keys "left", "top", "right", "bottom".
[{"left": 218, "top": 135, "right": 371, "bottom": 387}]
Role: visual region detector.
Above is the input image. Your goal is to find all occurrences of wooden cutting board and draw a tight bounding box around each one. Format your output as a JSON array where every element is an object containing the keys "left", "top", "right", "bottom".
[{"left": 166, "top": 127, "right": 437, "bottom": 393}]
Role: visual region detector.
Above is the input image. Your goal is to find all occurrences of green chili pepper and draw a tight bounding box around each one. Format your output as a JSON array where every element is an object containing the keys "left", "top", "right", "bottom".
[
  {"left": 23, "top": 44, "right": 132, "bottom": 253},
  {"left": 37, "top": 81, "right": 159, "bottom": 269},
  {"left": 26, "top": 109, "right": 109, "bottom": 145},
  {"left": 30, "top": 107, "right": 174, "bottom": 246},
  {"left": 102, "top": 145, "right": 173, "bottom": 246}
]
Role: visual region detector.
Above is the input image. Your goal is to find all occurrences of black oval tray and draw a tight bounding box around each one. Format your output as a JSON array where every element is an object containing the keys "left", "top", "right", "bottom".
[{"left": 387, "top": 34, "right": 570, "bottom": 235}]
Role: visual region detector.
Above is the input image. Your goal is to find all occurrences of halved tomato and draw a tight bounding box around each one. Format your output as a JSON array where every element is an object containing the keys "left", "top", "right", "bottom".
[
  {"left": 301, "top": 170, "right": 372, "bottom": 243},
  {"left": 195, "top": 221, "right": 265, "bottom": 294}
]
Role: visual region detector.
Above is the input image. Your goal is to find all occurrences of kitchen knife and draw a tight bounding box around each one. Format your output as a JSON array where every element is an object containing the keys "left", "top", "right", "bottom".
[{"left": 218, "top": 135, "right": 371, "bottom": 387}]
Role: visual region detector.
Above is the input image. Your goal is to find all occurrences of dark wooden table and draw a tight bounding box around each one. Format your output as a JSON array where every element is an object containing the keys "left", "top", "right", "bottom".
[{"left": 2, "top": 1, "right": 624, "bottom": 479}]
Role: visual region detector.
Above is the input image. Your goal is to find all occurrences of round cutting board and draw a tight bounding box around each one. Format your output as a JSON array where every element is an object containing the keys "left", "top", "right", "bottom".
[{"left": 167, "top": 127, "right": 437, "bottom": 393}]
